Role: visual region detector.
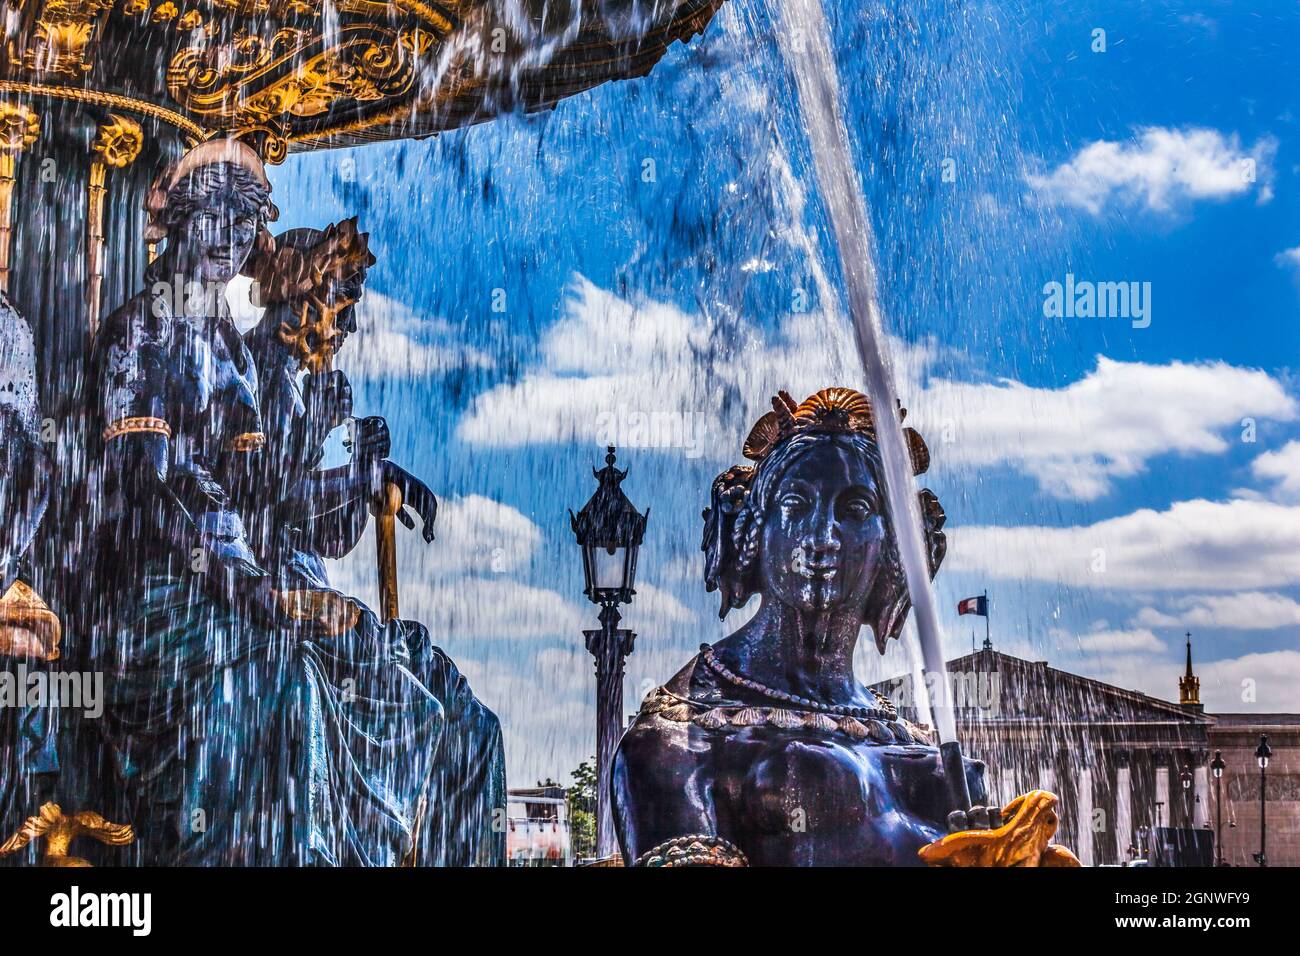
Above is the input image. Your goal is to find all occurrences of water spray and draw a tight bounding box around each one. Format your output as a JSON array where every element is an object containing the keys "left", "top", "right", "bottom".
[{"left": 771, "top": 0, "right": 971, "bottom": 813}]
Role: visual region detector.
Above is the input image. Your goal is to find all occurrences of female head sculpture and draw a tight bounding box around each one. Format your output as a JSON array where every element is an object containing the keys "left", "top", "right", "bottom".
[
  {"left": 611, "top": 386, "right": 991, "bottom": 868},
  {"left": 701, "top": 386, "right": 946, "bottom": 651},
  {"left": 143, "top": 137, "right": 278, "bottom": 289}
]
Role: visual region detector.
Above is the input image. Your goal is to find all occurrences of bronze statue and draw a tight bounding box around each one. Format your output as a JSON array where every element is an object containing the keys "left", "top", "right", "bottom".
[
  {"left": 612, "top": 387, "right": 993, "bottom": 866},
  {"left": 83, "top": 140, "right": 503, "bottom": 866},
  {"left": 0, "top": 291, "right": 57, "bottom": 660}
]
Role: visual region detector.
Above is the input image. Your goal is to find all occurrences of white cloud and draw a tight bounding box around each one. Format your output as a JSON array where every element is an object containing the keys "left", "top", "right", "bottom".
[
  {"left": 1134, "top": 591, "right": 1300, "bottom": 631},
  {"left": 1199, "top": 650, "right": 1300, "bottom": 713},
  {"left": 339, "top": 292, "right": 495, "bottom": 379},
  {"left": 947, "top": 497, "right": 1300, "bottom": 591},
  {"left": 459, "top": 278, "right": 1296, "bottom": 500},
  {"left": 224, "top": 278, "right": 492, "bottom": 378},
  {"left": 1026, "top": 127, "right": 1276, "bottom": 214},
  {"left": 1275, "top": 246, "right": 1300, "bottom": 277},
  {"left": 1252, "top": 441, "right": 1300, "bottom": 502},
  {"left": 914, "top": 357, "right": 1295, "bottom": 500},
  {"left": 1070, "top": 626, "right": 1165, "bottom": 653}
]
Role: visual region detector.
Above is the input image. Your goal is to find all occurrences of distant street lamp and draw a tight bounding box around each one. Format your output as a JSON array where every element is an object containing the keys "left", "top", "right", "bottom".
[
  {"left": 1180, "top": 765, "right": 1192, "bottom": 828},
  {"left": 1211, "top": 750, "right": 1226, "bottom": 866},
  {"left": 570, "top": 446, "right": 648, "bottom": 861},
  {"left": 1253, "top": 734, "right": 1271, "bottom": 867}
]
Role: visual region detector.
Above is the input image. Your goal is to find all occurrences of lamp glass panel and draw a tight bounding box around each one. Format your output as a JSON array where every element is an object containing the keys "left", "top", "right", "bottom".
[{"left": 592, "top": 546, "right": 627, "bottom": 591}]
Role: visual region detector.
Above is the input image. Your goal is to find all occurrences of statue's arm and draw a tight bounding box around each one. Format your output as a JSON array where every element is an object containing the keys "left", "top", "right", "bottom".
[{"left": 611, "top": 716, "right": 743, "bottom": 866}]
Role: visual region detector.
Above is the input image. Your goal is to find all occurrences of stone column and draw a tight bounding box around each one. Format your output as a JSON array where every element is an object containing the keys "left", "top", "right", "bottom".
[
  {"left": 1194, "top": 762, "right": 1210, "bottom": 828},
  {"left": 1077, "top": 764, "right": 1094, "bottom": 866},
  {"left": 1156, "top": 765, "right": 1170, "bottom": 828},
  {"left": 1116, "top": 752, "right": 1133, "bottom": 861}
]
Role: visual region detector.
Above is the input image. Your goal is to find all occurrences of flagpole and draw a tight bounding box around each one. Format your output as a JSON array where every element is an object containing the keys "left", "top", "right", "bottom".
[{"left": 984, "top": 589, "right": 991, "bottom": 651}]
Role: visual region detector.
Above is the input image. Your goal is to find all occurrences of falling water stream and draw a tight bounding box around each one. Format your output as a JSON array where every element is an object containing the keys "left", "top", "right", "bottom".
[{"left": 769, "top": 0, "right": 959, "bottom": 749}]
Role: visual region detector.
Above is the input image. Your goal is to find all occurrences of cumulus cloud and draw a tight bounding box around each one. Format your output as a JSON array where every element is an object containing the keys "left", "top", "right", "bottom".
[
  {"left": 1251, "top": 440, "right": 1300, "bottom": 502},
  {"left": 1134, "top": 591, "right": 1300, "bottom": 631},
  {"left": 1199, "top": 650, "right": 1300, "bottom": 712},
  {"left": 1070, "top": 626, "right": 1165, "bottom": 653},
  {"left": 1026, "top": 127, "right": 1276, "bottom": 214},
  {"left": 947, "top": 497, "right": 1300, "bottom": 591},
  {"left": 914, "top": 357, "right": 1295, "bottom": 500},
  {"left": 458, "top": 277, "right": 1296, "bottom": 500},
  {"left": 1276, "top": 246, "right": 1300, "bottom": 276},
  {"left": 224, "top": 278, "right": 492, "bottom": 378}
]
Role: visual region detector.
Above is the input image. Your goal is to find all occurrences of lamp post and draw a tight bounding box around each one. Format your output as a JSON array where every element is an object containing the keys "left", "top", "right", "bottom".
[
  {"left": 1211, "top": 750, "right": 1225, "bottom": 866},
  {"left": 570, "top": 446, "right": 648, "bottom": 861},
  {"left": 1180, "top": 765, "right": 1192, "bottom": 828},
  {"left": 1253, "top": 734, "right": 1271, "bottom": 867}
]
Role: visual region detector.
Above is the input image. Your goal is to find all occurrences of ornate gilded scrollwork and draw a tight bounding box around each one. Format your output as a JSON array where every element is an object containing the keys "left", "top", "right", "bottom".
[
  {"left": 167, "top": 22, "right": 442, "bottom": 133},
  {"left": 91, "top": 113, "right": 144, "bottom": 169},
  {"left": 0, "top": 104, "right": 40, "bottom": 292},
  {"left": 18, "top": 0, "right": 116, "bottom": 77},
  {"left": 87, "top": 114, "right": 145, "bottom": 331}
]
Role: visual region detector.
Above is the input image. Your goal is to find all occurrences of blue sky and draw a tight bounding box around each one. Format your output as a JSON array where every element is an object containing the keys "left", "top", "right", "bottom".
[{"left": 252, "top": 0, "right": 1300, "bottom": 784}]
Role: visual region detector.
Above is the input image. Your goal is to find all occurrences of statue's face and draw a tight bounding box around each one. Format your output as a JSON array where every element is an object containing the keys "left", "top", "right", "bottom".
[
  {"left": 172, "top": 184, "right": 261, "bottom": 285},
  {"left": 757, "top": 440, "right": 886, "bottom": 616},
  {"left": 327, "top": 270, "right": 364, "bottom": 351}
]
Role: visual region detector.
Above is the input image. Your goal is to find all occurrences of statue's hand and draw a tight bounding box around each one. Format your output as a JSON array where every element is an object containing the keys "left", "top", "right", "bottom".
[
  {"left": 378, "top": 461, "right": 437, "bottom": 543},
  {"left": 302, "top": 369, "right": 353, "bottom": 433},
  {"left": 351, "top": 415, "right": 391, "bottom": 463},
  {"left": 946, "top": 805, "right": 1002, "bottom": 833}
]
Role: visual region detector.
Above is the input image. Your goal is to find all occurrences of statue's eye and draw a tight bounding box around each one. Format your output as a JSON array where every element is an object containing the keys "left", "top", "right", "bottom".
[
  {"left": 842, "top": 498, "right": 873, "bottom": 520},
  {"left": 779, "top": 493, "right": 809, "bottom": 512}
]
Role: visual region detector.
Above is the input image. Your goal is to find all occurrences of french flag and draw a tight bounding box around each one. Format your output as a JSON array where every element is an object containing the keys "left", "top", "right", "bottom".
[{"left": 957, "top": 595, "right": 988, "bottom": 617}]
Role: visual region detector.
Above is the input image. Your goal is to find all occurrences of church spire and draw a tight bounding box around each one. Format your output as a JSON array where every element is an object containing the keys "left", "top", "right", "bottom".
[{"left": 1179, "top": 631, "right": 1201, "bottom": 707}]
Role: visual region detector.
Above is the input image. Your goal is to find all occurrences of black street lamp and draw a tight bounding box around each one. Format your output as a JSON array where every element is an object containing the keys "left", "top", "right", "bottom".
[
  {"left": 570, "top": 446, "right": 648, "bottom": 860},
  {"left": 1253, "top": 734, "right": 1271, "bottom": 867},
  {"left": 1180, "top": 765, "right": 1192, "bottom": 828},
  {"left": 1211, "top": 750, "right": 1226, "bottom": 866}
]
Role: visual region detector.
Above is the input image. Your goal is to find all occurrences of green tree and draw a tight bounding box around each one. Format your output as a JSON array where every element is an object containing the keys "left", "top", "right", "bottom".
[{"left": 567, "top": 758, "right": 597, "bottom": 860}]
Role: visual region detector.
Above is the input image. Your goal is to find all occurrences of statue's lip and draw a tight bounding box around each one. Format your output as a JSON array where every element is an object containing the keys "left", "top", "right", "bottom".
[{"left": 800, "top": 562, "right": 839, "bottom": 579}]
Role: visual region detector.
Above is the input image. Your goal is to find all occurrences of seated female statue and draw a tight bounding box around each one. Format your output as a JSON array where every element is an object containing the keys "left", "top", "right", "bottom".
[
  {"left": 612, "top": 387, "right": 987, "bottom": 866},
  {"left": 243, "top": 220, "right": 505, "bottom": 865},
  {"left": 86, "top": 138, "right": 502, "bottom": 866}
]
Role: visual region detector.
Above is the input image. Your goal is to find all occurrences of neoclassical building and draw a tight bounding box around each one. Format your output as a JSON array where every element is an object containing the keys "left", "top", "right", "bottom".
[{"left": 873, "top": 639, "right": 1299, "bottom": 866}]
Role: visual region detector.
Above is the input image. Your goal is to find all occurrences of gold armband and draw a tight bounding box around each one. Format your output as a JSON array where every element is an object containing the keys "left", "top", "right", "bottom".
[
  {"left": 103, "top": 416, "right": 171, "bottom": 442},
  {"left": 226, "top": 432, "right": 267, "bottom": 453},
  {"left": 634, "top": 834, "right": 748, "bottom": 868}
]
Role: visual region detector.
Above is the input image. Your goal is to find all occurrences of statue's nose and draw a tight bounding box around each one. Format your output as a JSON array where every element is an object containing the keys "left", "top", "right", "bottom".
[{"left": 803, "top": 511, "right": 842, "bottom": 557}]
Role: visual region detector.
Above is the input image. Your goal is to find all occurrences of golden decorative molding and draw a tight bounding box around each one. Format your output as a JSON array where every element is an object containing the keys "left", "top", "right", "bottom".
[
  {"left": 87, "top": 114, "right": 145, "bottom": 332},
  {"left": 0, "top": 803, "right": 134, "bottom": 867},
  {"left": 91, "top": 112, "right": 145, "bottom": 169},
  {"left": 0, "top": 103, "right": 40, "bottom": 293},
  {"left": 0, "top": 81, "right": 207, "bottom": 140},
  {"left": 167, "top": 25, "right": 433, "bottom": 133},
  {"left": 19, "top": 0, "right": 116, "bottom": 77}
]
